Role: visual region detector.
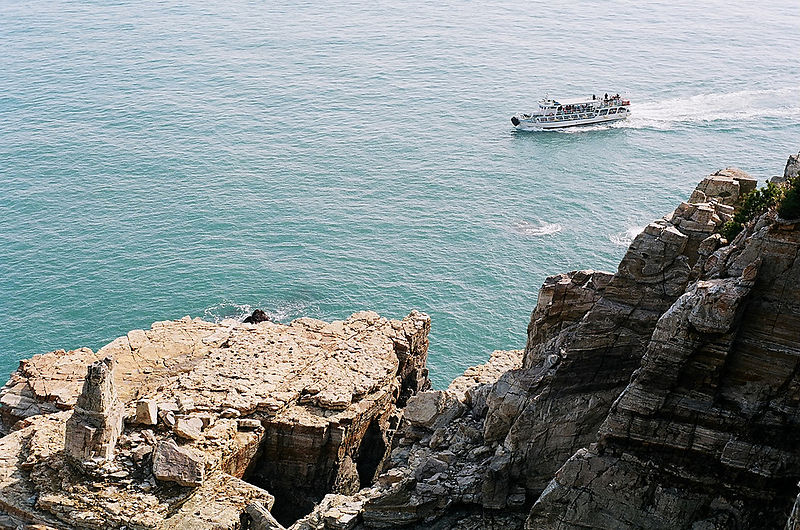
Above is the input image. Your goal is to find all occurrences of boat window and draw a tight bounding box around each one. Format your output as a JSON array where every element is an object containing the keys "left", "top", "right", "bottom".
[
  {"left": 609, "top": 108, "right": 617, "bottom": 114},
  {"left": 599, "top": 109, "right": 608, "bottom": 116}
]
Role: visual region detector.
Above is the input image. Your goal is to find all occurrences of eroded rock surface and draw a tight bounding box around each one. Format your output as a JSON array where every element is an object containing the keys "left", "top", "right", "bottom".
[
  {"left": 63, "top": 357, "right": 124, "bottom": 467},
  {"left": 294, "top": 349, "right": 526, "bottom": 529},
  {"left": 784, "top": 151, "right": 800, "bottom": 181},
  {"left": 0, "top": 310, "right": 430, "bottom": 529},
  {"left": 527, "top": 205, "right": 800, "bottom": 529}
]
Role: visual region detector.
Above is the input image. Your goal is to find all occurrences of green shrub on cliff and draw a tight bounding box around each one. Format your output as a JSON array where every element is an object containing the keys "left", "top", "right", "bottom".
[
  {"left": 778, "top": 177, "right": 800, "bottom": 220},
  {"left": 720, "top": 220, "right": 743, "bottom": 241},
  {"left": 720, "top": 182, "right": 784, "bottom": 240}
]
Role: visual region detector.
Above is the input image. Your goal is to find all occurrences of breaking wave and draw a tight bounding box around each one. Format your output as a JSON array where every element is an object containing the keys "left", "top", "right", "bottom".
[
  {"left": 512, "top": 220, "right": 563, "bottom": 237},
  {"left": 202, "top": 300, "right": 313, "bottom": 324},
  {"left": 202, "top": 300, "right": 253, "bottom": 323},
  {"left": 609, "top": 226, "right": 645, "bottom": 246}
]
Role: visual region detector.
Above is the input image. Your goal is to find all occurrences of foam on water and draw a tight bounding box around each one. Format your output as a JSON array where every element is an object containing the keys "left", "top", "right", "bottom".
[
  {"left": 511, "top": 220, "right": 564, "bottom": 237},
  {"left": 542, "top": 87, "right": 800, "bottom": 134},
  {"left": 623, "top": 87, "right": 800, "bottom": 130},
  {"left": 202, "top": 301, "right": 253, "bottom": 323},
  {"left": 609, "top": 226, "right": 646, "bottom": 247},
  {"left": 203, "top": 300, "right": 314, "bottom": 324},
  {"left": 267, "top": 302, "right": 317, "bottom": 323}
]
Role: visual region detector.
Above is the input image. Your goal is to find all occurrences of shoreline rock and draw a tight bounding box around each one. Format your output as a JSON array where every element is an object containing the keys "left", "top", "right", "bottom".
[{"left": 0, "top": 311, "right": 430, "bottom": 528}]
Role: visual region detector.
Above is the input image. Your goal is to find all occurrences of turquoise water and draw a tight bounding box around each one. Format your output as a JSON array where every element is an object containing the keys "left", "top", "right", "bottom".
[{"left": 2, "top": 0, "right": 799, "bottom": 388}]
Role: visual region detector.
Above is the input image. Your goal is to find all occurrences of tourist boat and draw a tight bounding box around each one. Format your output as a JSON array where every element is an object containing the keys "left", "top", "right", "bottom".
[{"left": 511, "top": 94, "right": 630, "bottom": 130}]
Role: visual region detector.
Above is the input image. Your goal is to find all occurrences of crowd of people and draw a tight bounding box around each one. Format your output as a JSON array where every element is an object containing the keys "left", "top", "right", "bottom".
[{"left": 560, "top": 93, "right": 622, "bottom": 114}]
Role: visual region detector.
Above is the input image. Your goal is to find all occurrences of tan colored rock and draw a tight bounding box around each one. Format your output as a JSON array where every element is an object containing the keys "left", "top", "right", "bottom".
[
  {"left": 404, "top": 391, "right": 462, "bottom": 431},
  {"left": 246, "top": 501, "right": 285, "bottom": 529},
  {"left": 238, "top": 418, "right": 263, "bottom": 430},
  {"left": 447, "top": 350, "right": 523, "bottom": 403},
  {"left": 688, "top": 168, "right": 757, "bottom": 206},
  {"left": 63, "top": 358, "right": 124, "bottom": 466},
  {"left": 136, "top": 399, "right": 158, "bottom": 425},
  {"left": 0, "top": 310, "right": 430, "bottom": 529},
  {"left": 153, "top": 439, "right": 205, "bottom": 486},
  {"left": 162, "top": 474, "right": 274, "bottom": 529},
  {"left": 0, "top": 347, "right": 101, "bottom": 430},
  {"left": 176, "top": 395, "right": 195, "bottom": 413},
  {"left": 174, "top": 416, "right": 203, "bottom": 440}
]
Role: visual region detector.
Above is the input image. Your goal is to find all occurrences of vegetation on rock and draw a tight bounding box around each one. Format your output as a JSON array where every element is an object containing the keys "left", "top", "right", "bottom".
[
  {"left": 778, "top": 176, "right": 800, "bottom": 220},
  {"left": 720, "top": 181, "right": 784, "bottom": 240}
]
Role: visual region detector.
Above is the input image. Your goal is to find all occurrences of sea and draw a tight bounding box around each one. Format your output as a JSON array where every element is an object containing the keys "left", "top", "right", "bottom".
[{"left": 2, "top": 0, "right": 799, "bottom": 388}]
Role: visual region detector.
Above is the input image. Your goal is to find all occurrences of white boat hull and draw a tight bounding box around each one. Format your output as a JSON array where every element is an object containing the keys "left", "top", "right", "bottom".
[{"left": 514, "top": 111, "right": 629, "bottom": 131}]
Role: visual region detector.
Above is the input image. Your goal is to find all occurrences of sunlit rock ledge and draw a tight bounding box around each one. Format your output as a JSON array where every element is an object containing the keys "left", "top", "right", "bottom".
[{"left": 0, "top": 310, "right": 430, "bottom": 528}]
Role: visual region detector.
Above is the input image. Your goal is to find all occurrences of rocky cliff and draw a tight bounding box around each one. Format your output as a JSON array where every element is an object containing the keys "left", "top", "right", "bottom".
[
  {"left": 287, "top": 162, "right": 799, "bottom": 530},
  {"left": 527, "top": 191, "right": 800, "bottom": 529},
  {"left": 1, "top": 158, "right": 798, "bottom": 530}
]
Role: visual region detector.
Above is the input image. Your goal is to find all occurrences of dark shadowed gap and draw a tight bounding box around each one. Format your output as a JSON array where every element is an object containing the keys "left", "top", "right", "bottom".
[{"left": 356, "top": 418, "right": 388, "bottom": 486}]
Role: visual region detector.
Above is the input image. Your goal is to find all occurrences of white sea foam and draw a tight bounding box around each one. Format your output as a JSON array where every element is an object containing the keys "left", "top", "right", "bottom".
[
  {"left": 202, "top": 300, "right": 312, "bottom": 324},
  {"left": 512, "top": 220, "right": 563, "bottom": 237},
  {"left": 609, "top": 226, "right": 645, "bottom": 246},
  {"left": 267, "top": 301, "right": 312, "bottom": 323},
  {"left": 620, "top": 87, "right": 800, "bottom": 130},
  {"left": 203, "top": 301, "right": 253, "bottom": 323}
]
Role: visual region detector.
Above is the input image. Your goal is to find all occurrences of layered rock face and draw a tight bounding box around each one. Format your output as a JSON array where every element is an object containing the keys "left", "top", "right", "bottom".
[
  {"left": 478, "top": 170, "right": 757, "bottom": 501},
  {"left": 0, "top": 310, "right": 430, "bottom": 529},
  {"left": 527, "top": 207, "right": 800, "bottom": 529},
  {"left": 64, "top": 358, "right": 124, "bottom": 466}
]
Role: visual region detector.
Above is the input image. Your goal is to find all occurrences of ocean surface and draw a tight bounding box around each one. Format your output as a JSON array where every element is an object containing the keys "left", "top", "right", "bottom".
[{"left": 2, "top": 0, "right": 799, "bottom": 388}]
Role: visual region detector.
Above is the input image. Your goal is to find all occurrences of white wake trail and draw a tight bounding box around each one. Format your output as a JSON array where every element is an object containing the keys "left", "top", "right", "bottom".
[{"left": 620, "top": 87, "right": 800, "bottom": 130}]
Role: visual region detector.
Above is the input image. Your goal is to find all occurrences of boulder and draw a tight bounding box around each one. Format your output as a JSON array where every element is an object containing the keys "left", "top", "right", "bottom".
[
  {"left": 244, "top": 309, "right": 271, "bottom": 324},
  {"left": 135, "top": 399, "right": 158, "bottom": 425},
  {"left": 176, "top": 395, "right": 195, "bottom": 413},
  {"left": 404, "top": 391, "right": 462, "bottom": 430},
  {"left": 152, "top": 439, "right": 205, "bottom": 487},
  {"left": 174, "top": 417, "right": 203, "bottom": 440}
]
